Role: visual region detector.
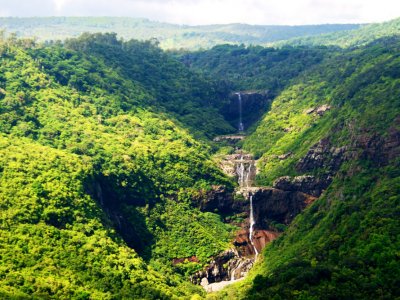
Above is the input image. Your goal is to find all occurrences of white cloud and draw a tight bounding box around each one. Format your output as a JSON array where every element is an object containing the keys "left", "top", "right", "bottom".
[
  {"left": 53, "top": 0, "right": 71, "bottom": 13},
  {"left": 0, "top": 0, "right": 399, "bottom": 25}
]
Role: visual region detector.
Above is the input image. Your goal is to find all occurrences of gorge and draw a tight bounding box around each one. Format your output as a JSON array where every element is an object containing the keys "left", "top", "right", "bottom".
[
  {"left": 0, "top": 21, "right": 399, "bottom": 299},
  {"left": 192, "top": 92, "right": 282, "bottom": 291}
]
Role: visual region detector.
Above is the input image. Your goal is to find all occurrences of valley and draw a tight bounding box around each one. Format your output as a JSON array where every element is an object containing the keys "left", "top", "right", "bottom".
[{"left": 0, "top": 16, "right": 399, "bottom": 300}]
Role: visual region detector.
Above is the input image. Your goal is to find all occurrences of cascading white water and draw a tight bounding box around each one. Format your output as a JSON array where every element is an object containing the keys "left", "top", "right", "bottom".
[
  {"left": 236, "top": 155, "right": 245, "bottom": 186},
  {"left": 230, "top": 267, "right": 236, "bottom": 281},
  {"left": 236, "top": 153, "right": 254, "bottom": 188},
  {"left": 234, "top": 153, "right": 258, "bottom": 255},
  {"left": 237, "top": 93, "right": 244, "bottom": 131},
  {"left": 203, "top": 151, "right": 258, "bottom": 291},
  {"left": 245, "top": 163, "right": 252, "bottom": 188},
  {"left": 249, "top": 195, "right": 258, "bottom": 256}
]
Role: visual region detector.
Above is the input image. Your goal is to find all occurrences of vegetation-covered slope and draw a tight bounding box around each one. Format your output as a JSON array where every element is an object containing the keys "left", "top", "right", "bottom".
[
  {"left": 211, "top": 37, "right": 400, "bottom": 299},
  {"left": 0, "top": 17, "right": 360, "bottom": 50},
  {"left": 0, "top": 135, "right": 188, "bottom": 299},
  {"left": 277, "top": 17, "right": 400, "bottom": 48},
  {"left": 181, "top": 43, "right": 331, "bottom": 97},
  {"left": 0, "top": 34, "right": 235, "bottom": 298},
  {"left": 35, "top": 33, "right": 235, "bottom": 139},
  {"left": 1, "top": 18, "right": 399, "bottom": 300}
]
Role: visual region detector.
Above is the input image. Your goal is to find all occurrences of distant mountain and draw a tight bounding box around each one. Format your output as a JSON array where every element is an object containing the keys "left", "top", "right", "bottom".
[
  {"left": 276, "top": 17, "right": 400, "bottom": 47},
  {"left": 0, "top": 17, "right": 361, "bottom": 49}
]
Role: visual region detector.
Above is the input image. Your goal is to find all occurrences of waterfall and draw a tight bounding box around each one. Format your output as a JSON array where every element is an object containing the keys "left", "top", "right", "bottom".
[
  {"left": 236, "top": 153, "right": 254, "bottom": 188},
  {"left": 237, "top": 93, "right": 244, "bottom": 131},
  {"left": 245, "top": 163, "right": 252, "bottom": 188},
  {"left": 230, "top": 267, "right": 236, "bottom": 281},
  {"left": 236, "top": 155, "right": 245, "bottom": 187},
  {"left": 249, "top": 195, "right": 258, "bottom": 256},
  {"left": 234, "top": 152, "right": 258, "bottom": 255}
]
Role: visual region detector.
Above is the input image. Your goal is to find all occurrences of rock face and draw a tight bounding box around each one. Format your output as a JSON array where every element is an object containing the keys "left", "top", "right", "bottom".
[
  {"left": 190, "top": 249, "right": 253, "bottom": 285},
  {"left": 213, "top": 135, "right": 245, "bottom": 143},
  {"left": 191, "top": 185, "right": 247, "bottom": 214},
  {"left": 218, "top": 152, "right": 256, "bottom": 187},
  {"left": 305, "top": 104, "right": 332, "bottom": 116},
  {"left": 252, "top": 230, "right": 281, "bottom": 254},
  {"left": 355, "top": 118, "right": 400, "bottom": 166},
  {"left": 222, "top": 91, "right": 271, "bottom": 130},
  {"left": 250, "top": 188, "right": 316, "bottom": 228},
  {"left": 273, "top": 175, "right": 332, "bottom": 197},
  {"left": 233, "top": 228, "right": 257, "bottom": 257},
  {"left": 172, "top": 256, "right": 199, "bottom": 265},
  {"left": 234, "top": 227, "right": 281, "bottom": 255},
  {"left": 192, "top": 185, "right": 233, "bottom": 213},
  {"left": 296, "top": 138, "right": 347, "bottom": 173}
]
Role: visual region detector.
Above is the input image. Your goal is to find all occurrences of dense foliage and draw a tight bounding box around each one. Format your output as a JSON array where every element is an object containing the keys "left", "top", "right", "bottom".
[
  {"left": 0, "top": 34, "right": 235, "bottom": 298},
  {"left": 0, "top": 135, "right": 189, "bottom": 299},
  {"left": 208, "top": 37, "right": 400, "bottom": 299},
  {"left": 277, "top": 17, "right": 400, "bottom": 48},
  {"left": 0, "top": 17, "right": 399, "bottom": 300},
  {"left": 244, "top": 36, "right": 400, "bottom": 183},
  {"left": 180, "top": 43, "right": 330, "bottom": 95},
  {"left": 35, "top": 33, "right": 235, "bottom": 139}
]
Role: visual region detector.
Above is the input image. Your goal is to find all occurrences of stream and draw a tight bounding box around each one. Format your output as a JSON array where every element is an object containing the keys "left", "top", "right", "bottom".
[{"left": 195, "top": 92, "right": 261, "bottom": 292}]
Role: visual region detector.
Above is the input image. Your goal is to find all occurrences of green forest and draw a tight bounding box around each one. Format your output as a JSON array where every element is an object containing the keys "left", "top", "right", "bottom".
[
  {"left": 0, "top": 15, "right": 399, "bottom": 300},
  {"left": 0, "top": 17, "right": 360, "bottom": 50}
]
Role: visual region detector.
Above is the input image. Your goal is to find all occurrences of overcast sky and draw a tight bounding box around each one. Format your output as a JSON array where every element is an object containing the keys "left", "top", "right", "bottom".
[{"left": 0, "top": 0, "right": 399, "bottom": 25}]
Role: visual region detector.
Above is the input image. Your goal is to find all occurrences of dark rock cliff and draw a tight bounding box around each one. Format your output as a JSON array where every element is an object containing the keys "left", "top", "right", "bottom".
[
  {"left": 190, "top": 249, "right": 253, "bottom": 285},
  {"left": 222, "top": 91, "right": 271, "bottom": 130},
  {"left": 250, "top": 188, "right": 316, "bottom": 228},
  {"left": 191, "top": 185, "right": 247, "bottom": 214},
  {"left": 273, "top": 175, "right": 332, "bottom": 197}
]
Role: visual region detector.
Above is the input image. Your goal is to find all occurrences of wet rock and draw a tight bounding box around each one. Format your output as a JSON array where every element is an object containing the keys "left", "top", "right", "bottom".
[
  {"left": 228, "top": 257, "right": 254, "bottom": 280},
  {"left": 191, "top": 248, "right": 254, "bottom": 288},
  {"left": 218, "top": 151, "right": 256, "bottom": 187},
  {"left": 250, "top": 187, "right": 316, "bottom": 228},
  {"left": 222, "top": 91, "right": 272, "bottom": 130},
  {"left": 233, "top": 228, "right": 257, "bottom": 257},
  {"left": 190, "top": 249, "right": 239, "bottom": 284},
  {"left": 252, "top": 229, "right": 281, "bottom": 254}
]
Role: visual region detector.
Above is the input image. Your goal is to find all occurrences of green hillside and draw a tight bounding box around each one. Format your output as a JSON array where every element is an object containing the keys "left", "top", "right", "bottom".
[
  {"left": 276, "top": 17, "right": 400, "bottom": 47},
  {"left": 0, "top": 17, "right": 399, "bottom": 300},
  {"left": 0, "top": 17, "right": 360, "bottom": 50},
  {"left": 180, "top": 43, "right": 331, "bottom": 97},
  {"left": 0, "top": 34, "right": 236, "bottom": 298},
  {"left": 204, "top": 37, "right": 400, "bottom": 299}
]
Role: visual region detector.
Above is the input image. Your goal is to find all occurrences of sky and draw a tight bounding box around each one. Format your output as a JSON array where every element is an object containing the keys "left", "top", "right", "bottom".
[{"left": 0, "top": 0, "right": 399, "bottom": 26}]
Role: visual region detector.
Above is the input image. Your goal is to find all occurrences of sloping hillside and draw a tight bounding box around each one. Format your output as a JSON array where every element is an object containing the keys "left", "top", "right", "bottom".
[
  {"left": 0, "top": 22, "right": 399, "bottom": 300},
  {"left": 0, "top": 34, "right": 236, "bottom": 298},
  {"left": 0, "top": 17, "right": 360, "bottom": 49},
  {"left": 276, "top": 17, "right": 400, "bottom": 47},
  {"left": 210, "top": 37, "right": 400, "bottom": 299}
]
